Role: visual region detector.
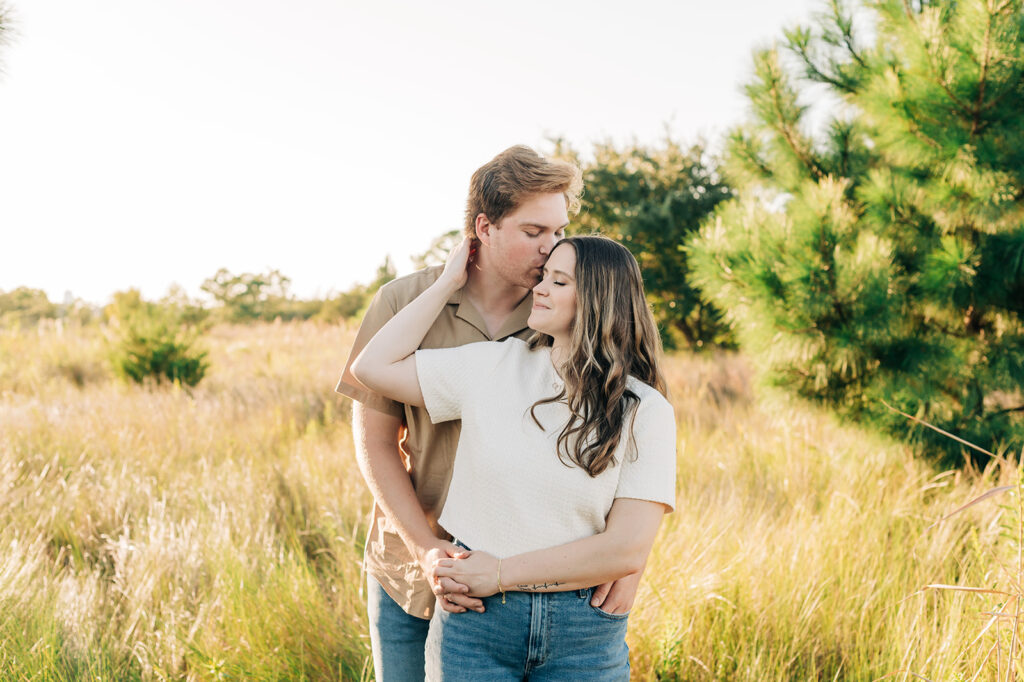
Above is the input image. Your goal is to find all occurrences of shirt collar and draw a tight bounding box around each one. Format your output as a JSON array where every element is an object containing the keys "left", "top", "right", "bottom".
[{"left": 447, "top": 288, "right": 533, "bottom": 341}]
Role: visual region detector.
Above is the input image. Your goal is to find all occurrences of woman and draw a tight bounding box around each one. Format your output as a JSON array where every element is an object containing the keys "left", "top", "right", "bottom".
[{"left": 351, "top": 234, "right": 676, "bottom": 680}]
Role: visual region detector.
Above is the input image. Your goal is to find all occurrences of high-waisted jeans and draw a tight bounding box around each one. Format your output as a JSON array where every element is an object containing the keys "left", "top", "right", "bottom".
[{"left": 425, "top": 585, "right": 630, "bottom": 681}]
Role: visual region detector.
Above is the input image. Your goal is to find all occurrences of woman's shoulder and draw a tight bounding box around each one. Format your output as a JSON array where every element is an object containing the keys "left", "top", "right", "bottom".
[
  {"left": 490, "top": 337, "right": 546, "bottom": 367},
  {"left": 626, "top": 377, "right": 674, "bottom": 418}
]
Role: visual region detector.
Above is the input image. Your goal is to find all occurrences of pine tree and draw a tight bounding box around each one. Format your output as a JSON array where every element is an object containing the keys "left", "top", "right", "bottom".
[{"left": 689, "top": 0, "right": 1024, "bottom": 462}]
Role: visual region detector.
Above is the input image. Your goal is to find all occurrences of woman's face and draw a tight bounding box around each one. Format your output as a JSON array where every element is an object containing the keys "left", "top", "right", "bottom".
[{"left": 528, "top": 243, "right": 577, "bottom": 339}]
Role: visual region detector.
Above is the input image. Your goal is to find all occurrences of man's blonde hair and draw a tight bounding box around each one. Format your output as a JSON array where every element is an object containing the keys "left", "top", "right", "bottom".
[{"left": 463, "top": 145, "right": 583, "bottom": 238}]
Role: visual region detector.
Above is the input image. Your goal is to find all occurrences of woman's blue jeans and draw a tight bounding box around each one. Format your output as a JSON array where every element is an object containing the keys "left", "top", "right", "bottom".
[{"left": 425, "top": 587, "right": 630, "bottom": 681}]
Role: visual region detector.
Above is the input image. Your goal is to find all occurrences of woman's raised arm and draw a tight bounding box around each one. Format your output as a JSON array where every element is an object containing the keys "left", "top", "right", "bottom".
[{"left": 350, "top": 237, "right": 471, "bottom": 407}]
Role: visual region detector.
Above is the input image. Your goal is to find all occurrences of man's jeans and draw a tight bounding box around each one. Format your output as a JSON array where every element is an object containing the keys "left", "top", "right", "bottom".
[
  {"left": 366, "top": 575, "right": 431, "bottom": 682},
  {"left": 425, "top": 587, "right": 630, "bottom": 681}
]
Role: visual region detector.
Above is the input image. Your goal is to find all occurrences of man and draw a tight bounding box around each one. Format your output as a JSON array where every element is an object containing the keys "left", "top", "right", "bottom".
[{"left": 337, "top": 145, "right": 643, "bottom": 681}]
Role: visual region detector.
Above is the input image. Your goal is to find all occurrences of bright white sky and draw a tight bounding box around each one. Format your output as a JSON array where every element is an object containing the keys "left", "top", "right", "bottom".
[{"left": 0, "top": 0, "right": 820, "bottom": 305}]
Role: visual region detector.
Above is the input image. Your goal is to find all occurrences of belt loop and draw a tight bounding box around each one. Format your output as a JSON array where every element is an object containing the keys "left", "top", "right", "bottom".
[{"left": 577, "top": 588, "right": 588, "bottom": 599}]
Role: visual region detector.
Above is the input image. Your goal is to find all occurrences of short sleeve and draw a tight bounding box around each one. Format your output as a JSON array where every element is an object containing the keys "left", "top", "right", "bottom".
[
  {"left": 614, "top": 393, "right": 677, "bottom": 512},
  {"left": 335, "top": 287, "right": 404, "bottom": 418},
  {"left": 415, "top": 341, "right": 506, "bottom": 424}
]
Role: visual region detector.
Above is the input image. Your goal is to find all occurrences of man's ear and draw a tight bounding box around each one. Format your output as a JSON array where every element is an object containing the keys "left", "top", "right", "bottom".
[{"left": 475, "top": 213, "right": 494, "bottom": 246}]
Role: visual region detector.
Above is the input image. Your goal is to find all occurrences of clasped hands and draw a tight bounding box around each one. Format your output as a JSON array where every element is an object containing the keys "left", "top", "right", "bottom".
[
  {"left": 418, "top": 540, "right": 496, "bottom": 614},
  {"left": 418, "top": 540, "right": 639, "bottom": 616}
]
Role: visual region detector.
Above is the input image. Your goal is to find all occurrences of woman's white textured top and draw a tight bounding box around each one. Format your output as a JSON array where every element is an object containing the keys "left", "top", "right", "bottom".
[{"left": 415, "top": 338, "right": 677, "bottom": 559}]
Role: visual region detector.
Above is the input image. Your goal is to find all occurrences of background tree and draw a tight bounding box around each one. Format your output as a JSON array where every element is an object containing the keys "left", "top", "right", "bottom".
[
  {"left": 312, "top": 256, "right": 396, "bottom": 323},
  {"left": 689, "top": 0, "right": 1024, "bottom": 462},
  {"left": 366, "top": 255, "right": 396, "bottom": 292},
  {"left": 411, "top": 231, "right": 461, "bottom": 270},
  {"left": 200, "top": 268, "right": 293, "bottom": 322},
  {"left": 159, "top": 284, "right": 210, "bottom": 327},
  {"left": 200, "top": 260, "right": 396, "bottom": 323},
  {"left": 0, "top": 287, "right": 56, "bottom": 326},
  {"left": 0, "top": 287, "right": 96, "bottom": 326},
  {"left": 556, "top": 138, "right": 734, "bottom": 350}
]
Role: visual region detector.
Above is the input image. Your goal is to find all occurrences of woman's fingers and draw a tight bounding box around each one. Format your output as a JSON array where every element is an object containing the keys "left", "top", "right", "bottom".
[
  {"left": 440, "top": 236, "right": 472, "bottom": 287},
  {"left": 433, "top": 563, "right": 456, "bottom": 578}
]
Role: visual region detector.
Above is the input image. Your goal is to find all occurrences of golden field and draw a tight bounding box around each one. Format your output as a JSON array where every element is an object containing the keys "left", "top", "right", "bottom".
[{"left": 1, "top": 320, "right": 1020, "bottom": 680}]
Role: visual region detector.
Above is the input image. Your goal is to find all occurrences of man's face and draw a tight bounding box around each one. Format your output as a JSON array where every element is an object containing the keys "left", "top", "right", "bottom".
[{"left": 482, "top": 192, "right": 569, "bottom": 290}]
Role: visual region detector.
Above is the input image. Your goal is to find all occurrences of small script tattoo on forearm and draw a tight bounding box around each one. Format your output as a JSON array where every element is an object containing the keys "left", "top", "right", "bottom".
[{"left": 515, "top": 581, "right": 565, "bottom": 591}]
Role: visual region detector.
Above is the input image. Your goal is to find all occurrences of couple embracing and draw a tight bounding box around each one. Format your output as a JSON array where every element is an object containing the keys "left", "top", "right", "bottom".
[{"left": 337, "top": 145, "right": 676, "bottom": 681}]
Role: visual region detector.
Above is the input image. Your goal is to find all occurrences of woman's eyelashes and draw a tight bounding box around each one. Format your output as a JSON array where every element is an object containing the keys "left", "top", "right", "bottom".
[{"left": 540, "top": 272, "right": 565, "bottom": 287}]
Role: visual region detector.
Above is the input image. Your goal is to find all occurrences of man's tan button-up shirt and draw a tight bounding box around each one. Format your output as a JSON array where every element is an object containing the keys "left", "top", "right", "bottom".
[{"left": 336, "top": 265, "right": 533, "bottom": 619}]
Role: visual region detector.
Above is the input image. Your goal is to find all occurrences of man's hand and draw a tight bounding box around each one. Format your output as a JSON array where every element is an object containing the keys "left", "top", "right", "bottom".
[
  {"left": 417, "top": 541, "right": 484, "bottom": 614},
  {"left": 590, "top": 569, "right": 643, "bottom": 614}
]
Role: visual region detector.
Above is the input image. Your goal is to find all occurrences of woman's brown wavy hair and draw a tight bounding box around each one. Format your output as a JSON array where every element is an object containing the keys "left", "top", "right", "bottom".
[{"left": 528, "top": 235, "right": 667, "bottom": 477}]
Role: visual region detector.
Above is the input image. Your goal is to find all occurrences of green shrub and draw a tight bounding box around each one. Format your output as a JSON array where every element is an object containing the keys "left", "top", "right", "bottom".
[{"left": 110, "top": 306, "right": 208, "bottom": 387}]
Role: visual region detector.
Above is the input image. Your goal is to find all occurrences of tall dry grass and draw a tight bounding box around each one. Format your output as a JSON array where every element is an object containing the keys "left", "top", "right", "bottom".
[
  {"left": 1, "top": 321, "right": 371, "bottom": 680},
  {"left": 0, "top": 320, "right": 1019, "bottom": 680}
]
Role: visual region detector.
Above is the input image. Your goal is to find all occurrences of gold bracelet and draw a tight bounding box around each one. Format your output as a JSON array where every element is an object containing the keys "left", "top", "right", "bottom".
[{"left": 497, "top": 558, "right": 506, "bottom": 605}]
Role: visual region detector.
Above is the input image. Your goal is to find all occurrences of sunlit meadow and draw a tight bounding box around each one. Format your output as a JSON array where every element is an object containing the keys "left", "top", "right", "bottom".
[{"left": 1, "top": 320, "right": 1019, "bottom": 680}]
